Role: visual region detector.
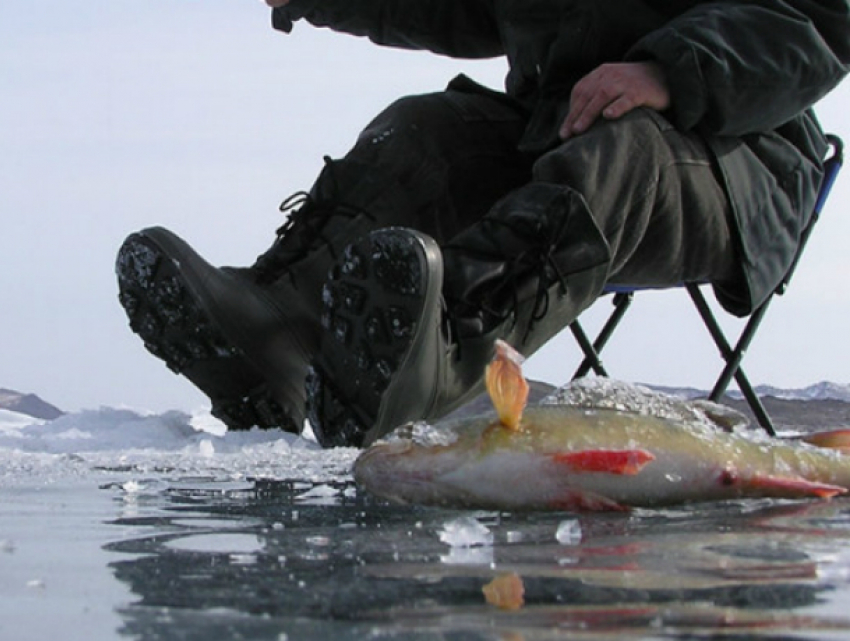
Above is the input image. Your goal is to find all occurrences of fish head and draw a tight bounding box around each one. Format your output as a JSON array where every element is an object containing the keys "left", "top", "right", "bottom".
[{"left": 353, "top": 419, "right": 485, "bottom": 506}]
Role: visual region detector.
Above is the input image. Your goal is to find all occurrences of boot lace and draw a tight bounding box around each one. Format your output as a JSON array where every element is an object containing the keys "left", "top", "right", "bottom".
[
  {"left": 444, "top": 215, "right": 570, "bottom": 343},
  {"left": 252, "top": 157, "right": 376, "bottom": 286}
]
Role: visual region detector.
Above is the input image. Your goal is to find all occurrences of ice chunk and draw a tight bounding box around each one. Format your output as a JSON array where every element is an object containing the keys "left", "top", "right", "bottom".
[
  {"left": 382, "top": 421, "right": 459, "bottom": 447},
  {"left": 122, "top": 480, "right": 144, "bottom": 494},
  {"left": 296, "top": 484, "right": 339, "bottom": 500},
  {"left": 438, "top": 516, "right": 493, "bottom": 548},
  {"left": 555, "top": 519, "right": 582, "bottom": 545},
  {"left": 189, "top": 409, "right": 227, "bottom": 437}
]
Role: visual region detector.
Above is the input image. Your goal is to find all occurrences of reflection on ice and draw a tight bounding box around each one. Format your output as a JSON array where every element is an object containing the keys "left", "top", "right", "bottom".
[
  {"left": 165, "top": 533, "right": 265, "bottom": 554},
  {"left": 440, "top": 545, "right": 495, "bottom": 566},
  {"left": 99, "top": 475, "right": 850, "bottom": 639}
]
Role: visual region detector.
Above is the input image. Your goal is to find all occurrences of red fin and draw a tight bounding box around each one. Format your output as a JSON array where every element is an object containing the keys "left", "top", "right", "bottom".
[
  {"left": 800, "top": 429, "right": 850, "bottom": 453},
  {"left": 747, "top": 474, "right": 847, "bottom": 499},
  {"left": 553, "top": 449, "right": 655, "bottom": 475}
]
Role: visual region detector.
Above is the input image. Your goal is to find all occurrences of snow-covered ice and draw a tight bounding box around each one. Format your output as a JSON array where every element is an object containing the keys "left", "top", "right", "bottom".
[{"left": 0, "top": 405, "right": 358, "bottom": 489}]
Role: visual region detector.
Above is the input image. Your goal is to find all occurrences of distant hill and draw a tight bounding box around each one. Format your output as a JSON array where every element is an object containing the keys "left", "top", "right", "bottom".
[
  {"left": 3, "top": 378, "right": 850, "bottom": 429},
  {"left": 648, "top": 381, "right": 850, "bottom": 403},
  {"left": 0, "top": 388, "right": 64, "bottom": 420}
]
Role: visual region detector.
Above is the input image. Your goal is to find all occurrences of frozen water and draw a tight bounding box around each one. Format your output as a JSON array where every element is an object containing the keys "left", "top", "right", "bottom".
[
  {"left": 0, "top": 406, "right": 358, "bottom": 490},
  {"left": 5, "top": 403, "right": 850, "bottom": 639},
  {"left": 381, "top": 420, "right": 460, "bottom": 447},
  {"left": 0, "top": 408, "right": 43, "bottom": 431}
]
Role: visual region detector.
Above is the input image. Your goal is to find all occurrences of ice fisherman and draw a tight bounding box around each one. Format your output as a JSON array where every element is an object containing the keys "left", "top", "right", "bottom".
[{"left": 116, "top": 0, "right": 850, "bottom": 447}]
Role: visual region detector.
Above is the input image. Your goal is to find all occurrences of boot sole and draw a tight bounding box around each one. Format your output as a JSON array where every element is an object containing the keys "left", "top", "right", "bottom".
[
  {"left": 306, "top": 228, "right": 443, "bottom": 447},
  {"left": 116, "top": 232, "right": 297, "bottom": 432}
]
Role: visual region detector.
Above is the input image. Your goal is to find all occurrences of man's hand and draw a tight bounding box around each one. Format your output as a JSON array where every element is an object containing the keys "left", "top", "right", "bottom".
[
  {"left": 560, "top": 61, "right": 670, "bottom": 140},
  {"left": 265, "top": 0, "right": 290, "bottom": 7}
]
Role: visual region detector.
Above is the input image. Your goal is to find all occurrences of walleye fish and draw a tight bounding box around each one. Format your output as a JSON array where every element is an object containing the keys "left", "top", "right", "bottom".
[{"left": 354, "top": 341, "right": 850, "bottom": 511}]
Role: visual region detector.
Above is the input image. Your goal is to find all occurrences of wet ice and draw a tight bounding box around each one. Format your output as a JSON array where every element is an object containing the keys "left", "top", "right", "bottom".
[{"left": 5, "top": 397, "right": 850, "bottom": 639}]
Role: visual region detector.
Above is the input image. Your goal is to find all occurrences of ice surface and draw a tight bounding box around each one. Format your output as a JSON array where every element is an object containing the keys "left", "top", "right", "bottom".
[
  {"left": 0, "top": 408, "right": 43, "bottom": 432},
  {"left": 5, "top": 403, "right": 850, "bottom": 639},
  {"left": 0, "top": 406, "right": 358, "bottom": 488}
]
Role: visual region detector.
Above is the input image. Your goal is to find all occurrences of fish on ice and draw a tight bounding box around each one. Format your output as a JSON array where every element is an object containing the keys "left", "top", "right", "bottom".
[{"left": 354, "top": 340, "right": 850, "bottom": 511}]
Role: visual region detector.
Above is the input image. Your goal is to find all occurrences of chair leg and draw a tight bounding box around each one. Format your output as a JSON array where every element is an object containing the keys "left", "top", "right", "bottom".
[
  {"left": 571, "top": 292, "right": 633, "bottom": 379},
  {"left": 686, "top": 284, "right": 777, "bottom": 436},
  {"left": 570, "top": 321, "right": 608, "bottom": 377}
]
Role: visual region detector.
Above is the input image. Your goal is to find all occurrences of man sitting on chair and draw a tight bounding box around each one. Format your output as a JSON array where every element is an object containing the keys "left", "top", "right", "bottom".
[{"left": 116, "top": 0, "right": 850, "bottom": 447}]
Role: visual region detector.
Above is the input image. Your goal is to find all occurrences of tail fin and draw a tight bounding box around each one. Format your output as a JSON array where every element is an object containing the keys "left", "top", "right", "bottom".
[{"left": 800, "top": 429, "right": 850, "bottom": 453}]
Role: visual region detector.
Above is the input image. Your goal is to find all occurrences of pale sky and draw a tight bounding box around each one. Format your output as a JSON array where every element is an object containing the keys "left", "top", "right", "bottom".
[{"left": 1, "top": 2, "right": 848, "bottom": 414}]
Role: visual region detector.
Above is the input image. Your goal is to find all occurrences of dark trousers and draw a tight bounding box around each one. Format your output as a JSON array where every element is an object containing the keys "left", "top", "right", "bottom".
[{"left": 317, "top": 76, "right": 739, "bottom": 315}]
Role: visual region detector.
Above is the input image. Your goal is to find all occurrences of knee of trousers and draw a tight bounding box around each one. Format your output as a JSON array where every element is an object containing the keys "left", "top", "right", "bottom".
[
  {"left": 341, "top": 92, "right": 531, "bottom": 241},
  {"left": 531, "top": 109, "right": 673, "bottom": 197}
]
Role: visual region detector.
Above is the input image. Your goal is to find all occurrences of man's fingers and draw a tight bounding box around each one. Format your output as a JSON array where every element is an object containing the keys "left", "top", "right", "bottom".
[
  {"left": 602, "top": 95, "right": 637, "bottom": 120},
  {"left": 561, "top": 94, "right": 609, "bottom": 138},
  {"left": 561, "top": 80, "right": 618, "bottom": 138},
  {"left": 559, "top": 62, "right": 670, "bottom": 140}
]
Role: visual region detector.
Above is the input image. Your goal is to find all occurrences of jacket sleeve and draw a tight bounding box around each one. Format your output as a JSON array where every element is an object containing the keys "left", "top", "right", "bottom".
[
  {"left": 272, "top": 0, "right": 503, "bottom": 59},
  {"left": 627, "top": 0, "right": 850, "bottom": 135}
]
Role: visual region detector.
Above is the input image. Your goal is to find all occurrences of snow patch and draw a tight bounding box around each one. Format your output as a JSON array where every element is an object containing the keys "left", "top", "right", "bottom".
[
  {"left": 541, "top": 377, "right": 749, "bottom": 431},
  {"left": 0, "top": 406, "right": 359, "bottom": 488},
  {"left": 381, "top": 420, "right": 460, "bottom": 447}
]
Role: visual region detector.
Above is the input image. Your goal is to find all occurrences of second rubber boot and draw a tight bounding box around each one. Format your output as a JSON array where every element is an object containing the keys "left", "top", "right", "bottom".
[
  {"left": 305, "top": 228, "right": 445, "bottom": 448},
  {"left": 431, "top": 184, "right": 612, "bottom": 417},
  {"left": 306, "top": 184, "right": 611, "bottom": 447}
]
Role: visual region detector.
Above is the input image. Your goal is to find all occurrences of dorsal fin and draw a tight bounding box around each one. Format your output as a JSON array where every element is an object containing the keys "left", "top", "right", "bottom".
[{"left": 485, "top": 340, "right": 529, "bottom": 431}]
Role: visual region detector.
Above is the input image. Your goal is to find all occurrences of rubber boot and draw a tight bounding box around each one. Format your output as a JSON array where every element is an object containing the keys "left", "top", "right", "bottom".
[
  {"left": 306, "top": 228, "right": 445, "bottom": 447},
  {"left": 115, "top": 159, "right": 415, "bottom": 432},
  {"left": 306, "top": 184, "right": 611, "bottom": 447}
]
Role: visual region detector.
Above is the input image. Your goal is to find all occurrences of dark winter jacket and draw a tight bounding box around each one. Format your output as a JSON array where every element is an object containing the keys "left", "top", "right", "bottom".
[{"left": 272, "top": 0, "right": 850, "bottom": 314}]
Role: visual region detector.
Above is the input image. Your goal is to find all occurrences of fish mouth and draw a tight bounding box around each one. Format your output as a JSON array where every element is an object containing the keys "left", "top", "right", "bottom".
[
  {"left": 354, "top": 439, "right": 444, "bottom": 503},
  {"left": 357, "top": 439, "right": 413, "bottom": 461},
  {"left": 353, "top": 440, "right": 413, "bottom": 484}
]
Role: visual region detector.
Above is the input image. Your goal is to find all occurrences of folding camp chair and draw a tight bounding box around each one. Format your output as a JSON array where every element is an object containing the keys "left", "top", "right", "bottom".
[{"left": 569, "top": 134, "right": 844, "bottom": 436}]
